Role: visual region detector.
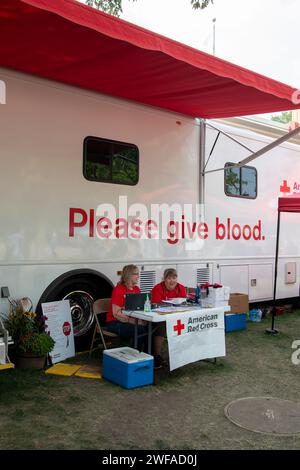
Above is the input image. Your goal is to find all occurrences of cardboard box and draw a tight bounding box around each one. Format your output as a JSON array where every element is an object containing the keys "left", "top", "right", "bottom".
[
  {"left": 103, "top": 347, "right": 154, "bottom": 389},
  {"left": 228, "top": 293, "right": 249, "bottom": 314},
  {"left": 225, "top": 313, "right": 247, "bottom": 332}
]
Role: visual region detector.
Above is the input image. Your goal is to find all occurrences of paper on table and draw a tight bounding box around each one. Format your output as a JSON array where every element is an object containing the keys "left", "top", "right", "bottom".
[
  {"left": 153, "top": 306, "right": 190, "bottom": 314},
  {"left": 162, "top": 298, "right": 187, "bottom": 305}
]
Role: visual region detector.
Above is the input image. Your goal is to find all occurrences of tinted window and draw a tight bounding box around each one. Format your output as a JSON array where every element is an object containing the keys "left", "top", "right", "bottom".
[
  {"left": 241, "top": 166, "right": 256, "bottom": 197},
  {"left": 225, "top": 166, "right": 240, "bottom": 196},
  {"left": 84, "top": 137, "right": 139, "bottom": 185},
  {"left": 225, "top": 163, "right": 257, "bottom": 199}
]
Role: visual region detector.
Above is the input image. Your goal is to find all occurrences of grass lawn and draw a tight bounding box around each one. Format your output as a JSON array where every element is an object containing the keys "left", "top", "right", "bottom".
[{"left": 1, "top": 311, "right": 300, "bottom": 450}]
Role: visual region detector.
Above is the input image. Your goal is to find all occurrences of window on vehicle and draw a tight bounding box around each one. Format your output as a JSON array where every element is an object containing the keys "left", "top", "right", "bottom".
[
  {"left": 225, "top": 163, "right": 257, "bottom": 199},
  {"left": 83, "top": 137, "right": 139, "bottom": 185}
]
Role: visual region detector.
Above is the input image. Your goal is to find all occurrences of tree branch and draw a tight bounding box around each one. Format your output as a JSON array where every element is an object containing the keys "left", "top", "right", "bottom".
[{"left": 85, "top": 0, "right": 214, "bottom": 17}]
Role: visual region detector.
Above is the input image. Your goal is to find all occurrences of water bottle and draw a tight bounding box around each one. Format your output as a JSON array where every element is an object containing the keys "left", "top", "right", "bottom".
[
  {"left": 250, "top": 308, "right": 262, "bottom": 322},
  {"left": 195, "top": 286, "right": 200, "bottom": 304},
  {"left": 249, "top": 309, "right": 257, "bottom": 322},
  {"left": 256, "top": 309, "right": 262, "bottom": 322},
  {"left": 144, "top": 294, "right": 151, "bottom": 312},
  {"left": 201, "top": 286, "right": 207, "bottom": 301}
]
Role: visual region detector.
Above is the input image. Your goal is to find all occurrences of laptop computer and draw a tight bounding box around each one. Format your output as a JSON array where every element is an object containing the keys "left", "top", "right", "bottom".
[{"left": 124, "top": 293, "right": 148, "bottom": 311}]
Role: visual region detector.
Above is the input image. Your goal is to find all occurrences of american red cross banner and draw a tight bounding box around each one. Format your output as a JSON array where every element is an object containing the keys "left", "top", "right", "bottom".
[{"left": 166, "top": 307, "right": 226, "bottom": 371}]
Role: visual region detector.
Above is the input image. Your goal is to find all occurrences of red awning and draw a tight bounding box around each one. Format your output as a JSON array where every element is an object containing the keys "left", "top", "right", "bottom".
[
  {"left": 278, "top": 193, "right": 300, "bottom": 213},
  {"left": 0, "top": 0, "right": 299, "bottom": 118}
]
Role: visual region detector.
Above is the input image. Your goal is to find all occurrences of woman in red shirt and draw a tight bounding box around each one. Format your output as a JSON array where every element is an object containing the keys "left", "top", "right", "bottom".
[
  {"left": 106, "top": 264, "right": 167, "bottom": 367},
  {"left": 150, "top": 268, "right": 186, "bottom": 367},
  {"left": 106, "top": 264, "right": 147, "bottom": 349},
  {"left": 151, "top": 268, "right": 187, "bottom": 304}
]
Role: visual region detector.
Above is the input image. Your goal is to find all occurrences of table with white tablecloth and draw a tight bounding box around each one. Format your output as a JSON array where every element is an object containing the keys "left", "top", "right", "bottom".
[{"left": 124, "top": 305, "right": 230, "bottom": 370}]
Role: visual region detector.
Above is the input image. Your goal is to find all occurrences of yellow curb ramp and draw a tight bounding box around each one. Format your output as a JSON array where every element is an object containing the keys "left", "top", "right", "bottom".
[
  {"left": 45, "top": 363, "right": 102, "bottom": 379},
  {"left": 74, "top": 365, "right": 102, "bottom": 379},
  {"left": 45, "top": 363, "right": 82, "bottom": 376},
  {"left": 0, "top": 363, "right": 15, "bottom": 371}
]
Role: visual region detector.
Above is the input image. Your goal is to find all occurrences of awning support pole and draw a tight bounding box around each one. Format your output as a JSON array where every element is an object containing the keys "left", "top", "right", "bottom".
[
  {"left": 204, "top": 131, "right": 220, "bottom": 172},
  {"left": 266, "top": 210, "right": 281, "bottom": 335},
  {"left": 199, "top": 119, "right": 206, "bottom": 207},
  {"left": 207, "top": 121, "right": 254, "bottom": 153},
  {"left": 204, "top": 125, "right": 300, "bottom": 175}
]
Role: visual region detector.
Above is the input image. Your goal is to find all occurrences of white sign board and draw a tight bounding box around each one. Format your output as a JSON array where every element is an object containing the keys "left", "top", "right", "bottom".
[
  {"left": 42, "top": 300, "right": 75, "bottom": 364},
  {"left": 166, "top": 307, "right": 226, "bottom": 371}
]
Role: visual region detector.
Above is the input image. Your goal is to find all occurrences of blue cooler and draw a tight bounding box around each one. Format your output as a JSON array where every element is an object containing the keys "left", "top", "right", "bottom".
[
  {"left": 225, "top": 313, "right": 247, "bottom": 332},
  {"left": 102, "top": 347, "right": 154, "bottom": 389}
]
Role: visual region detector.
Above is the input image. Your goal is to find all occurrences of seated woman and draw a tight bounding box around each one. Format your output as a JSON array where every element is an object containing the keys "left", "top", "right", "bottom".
[
  {"left": 106, "top": 264, "right": 147, "bottom": 350},
  {"left": 106, "top": 264, "right": 167, "bottom": 368},
  {"left": 151, "top": 268, "right": 186, "bottom": 304},
  {"left": 150, "top": 268, "right": 186, "bottom": 368}
]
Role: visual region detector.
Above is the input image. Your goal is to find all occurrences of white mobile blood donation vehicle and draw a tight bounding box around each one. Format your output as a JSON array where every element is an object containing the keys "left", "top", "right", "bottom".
[{"left": 1, "top": 0, "right": 300, "bottom": 345}]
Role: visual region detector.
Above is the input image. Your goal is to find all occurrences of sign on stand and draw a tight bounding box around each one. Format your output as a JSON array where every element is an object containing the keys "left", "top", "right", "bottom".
[{"left": 42, "top": 300, "right": 75, "bottom": 363}]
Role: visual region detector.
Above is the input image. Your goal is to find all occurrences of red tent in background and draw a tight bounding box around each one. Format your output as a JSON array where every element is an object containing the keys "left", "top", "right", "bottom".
[
  {"left": 0, "top": 0, "right": 300, "bottom": 119},
  {"left": 278, "top": 193, "right": 300, "bottom": 213},
  {"left": 268, "top": 193, "right": 300, "bottom": 334}
]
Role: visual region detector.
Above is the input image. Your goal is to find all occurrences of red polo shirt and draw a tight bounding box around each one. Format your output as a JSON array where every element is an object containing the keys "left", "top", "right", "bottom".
[
  {"left": 107, "top": 284, "right": 140, "bottom": 323},
  {"left": 151, "top": 282, "right": 186, "bottom": 304}
]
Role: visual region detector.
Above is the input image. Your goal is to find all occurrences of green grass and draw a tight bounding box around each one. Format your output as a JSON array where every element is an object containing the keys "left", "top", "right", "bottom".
[{"left": 1, "top": 310, "right": 300, "bottom": 449}]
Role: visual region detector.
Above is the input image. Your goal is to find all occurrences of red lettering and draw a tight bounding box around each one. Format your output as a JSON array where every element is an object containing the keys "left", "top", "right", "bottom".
[
  {"left": 130, "top": 219, "right": 142, "bottom": 239},
  {"left": 145, "top": 220, "right": 158, "bottom": 239},
  {"left": 167, "top": 220, "right": 179, "bottom": 245},
  {"left": 181, "top": 215, "right": 185, "bottom": 240},
  {"left": 89, "top": 209, "right": 95, "bottom": 237},
  {"left": 232, "top": 224, "right": 241, "bottom": 240},
  {"left": 115, "top": 218, "right": 128, "bottom": 239},
  {"left": 69, "top": 208, "right": 88, "bottom": 237},
  {"left": 293, "top": 182, "right": 299, "bottom": 191},
  {"left": 186, "top": 222, "right": 197, "bottom": 239},
  {"left": 243, "top": 225, "right": 251, "bottom": 240},
  {"left": 216, "top": 217, "right": 226, "bottom": 240},
  {"left": 96, "top": 217, "right": 112, "bottom": 238},
  {"left": 253, "top": 220, "right": 262, "bottom": 240},
  {"left": 215, "top": 217, "right": 263, "bottom": 241},
  {"left": 197, "top": 222, "right": 208, "bottom": 240}
]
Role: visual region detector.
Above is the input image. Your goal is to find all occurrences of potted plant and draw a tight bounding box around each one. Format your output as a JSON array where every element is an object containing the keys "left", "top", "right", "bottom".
[{"left": 4, "top": 299, "right": 55, "bottom": 369}]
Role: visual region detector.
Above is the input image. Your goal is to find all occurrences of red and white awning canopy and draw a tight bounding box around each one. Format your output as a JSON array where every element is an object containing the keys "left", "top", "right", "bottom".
[
  {"left": 0, "top": 0, "right": 299, "bottom": 118},
  {"left": 278, "top": 193, "right": 300, "bottom": 213}
]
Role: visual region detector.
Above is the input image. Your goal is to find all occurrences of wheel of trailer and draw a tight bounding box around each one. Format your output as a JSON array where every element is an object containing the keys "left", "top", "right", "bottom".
[{"left": 36, "top": 269, "right": 113, "bottom": 351}]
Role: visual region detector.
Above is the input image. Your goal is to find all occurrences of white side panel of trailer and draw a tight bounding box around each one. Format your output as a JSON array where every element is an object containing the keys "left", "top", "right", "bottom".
[{"left": 1, "top": 68, "right": 300, "bottom": 307}]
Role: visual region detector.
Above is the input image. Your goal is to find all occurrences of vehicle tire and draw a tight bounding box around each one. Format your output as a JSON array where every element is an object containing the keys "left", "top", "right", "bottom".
[{"left": 36, "top": 269, "right": 113, "bottom": 351}]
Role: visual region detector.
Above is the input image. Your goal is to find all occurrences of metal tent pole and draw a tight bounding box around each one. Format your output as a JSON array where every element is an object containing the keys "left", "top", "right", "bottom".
[
  {"left": 199, "top": 118, "right": 206, "bottom": 207},
  {"left": 266, "top": 210, "right": 281, "bottom": 335}
]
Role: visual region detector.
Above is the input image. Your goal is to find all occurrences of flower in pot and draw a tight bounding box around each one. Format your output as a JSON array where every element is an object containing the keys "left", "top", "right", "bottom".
[{"left": 4, "top": 299, "right": 55, "bottom": 369}]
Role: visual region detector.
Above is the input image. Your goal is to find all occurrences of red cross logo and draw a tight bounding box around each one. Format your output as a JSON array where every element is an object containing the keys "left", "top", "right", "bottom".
[
  {"left": 173, "top": 319, "right": 185, "bottom": 336},
  {"left": 280, "top": 180, "right": 290, "bottom": 194}
]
